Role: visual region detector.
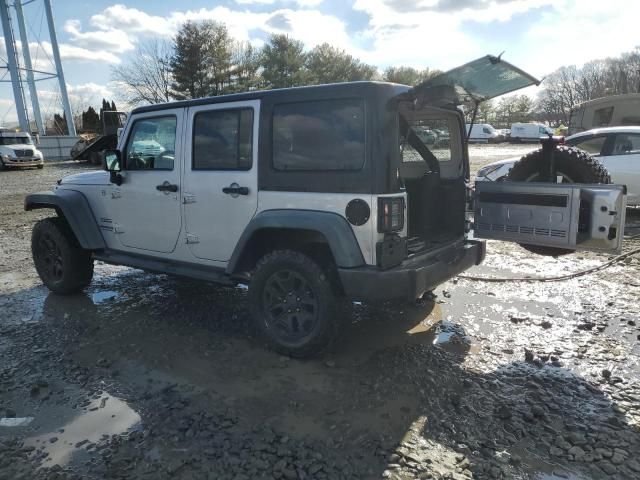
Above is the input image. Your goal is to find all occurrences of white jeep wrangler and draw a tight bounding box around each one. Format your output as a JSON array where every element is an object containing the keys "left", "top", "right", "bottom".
[{"left": 26, "top": 56, "right": 627, "bottom": 357}]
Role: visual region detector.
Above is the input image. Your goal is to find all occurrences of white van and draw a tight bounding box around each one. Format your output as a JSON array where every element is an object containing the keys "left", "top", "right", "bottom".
[
  {"left": 466, "top": 123, "right": 501, "bottom": 143},
  {"left": 510, "top": 122, "right": 553, "bottom": 143}
]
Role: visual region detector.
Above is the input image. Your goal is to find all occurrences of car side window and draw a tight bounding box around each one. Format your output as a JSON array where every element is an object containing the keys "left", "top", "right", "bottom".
[
  {"left": 273, "top": 98, "right": 365, "bottom": 171},
  {"left": 193, "top": 109, "right": 253, "bottom": 170},
  {"left": 125, "top": 116, "right": 176, "bottom": 170},
  {"left": 569, "top": 136, "right": 606, "bottom": 156},
  {"left": 612, "top": 134, "right": 640, "bottom": 156}
]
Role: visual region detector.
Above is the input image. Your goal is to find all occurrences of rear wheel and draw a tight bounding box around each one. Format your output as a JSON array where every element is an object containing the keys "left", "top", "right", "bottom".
[
  {"left": 249, "top": 250, "right": 344, "bottom": 358},
  {"left": 507, "top": 146, "right": 612, "bottom": 256},
  {"left": 32, "top": 217, "right": 94, "bottom": 294}
]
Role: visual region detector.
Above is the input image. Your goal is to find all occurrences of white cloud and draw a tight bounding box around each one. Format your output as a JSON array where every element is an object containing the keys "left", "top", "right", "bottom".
[
  {"left": 64, "top": 19, "right": 134, "bottom": 54},
  {"left": 235, "top": 0, "right": 323, "bottom": 5},
  {"left": 521, "top": 0, "right": 640, "bottom": 75},
  {"left": 86, "top": 4, "right": 348, "bottom": 51},
  {"left": 38, "top": 41, "right": 122, "bottom": 65},
  {"left": 90, "top": 4, "right": 173, "bottom": 36}
]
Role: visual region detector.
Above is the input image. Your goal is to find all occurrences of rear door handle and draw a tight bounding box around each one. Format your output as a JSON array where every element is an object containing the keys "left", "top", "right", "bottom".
[
  {"left": 222, "top": 184, "right": 249, "bottom": 196},
  {"left": 156, "top": 181, "right": 178, "bottom": 192}
]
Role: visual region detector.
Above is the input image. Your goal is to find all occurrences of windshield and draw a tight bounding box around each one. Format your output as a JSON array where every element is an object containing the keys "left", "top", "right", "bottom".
[{"left": 0, "top": 136, "right": 32, "bottom": 145}]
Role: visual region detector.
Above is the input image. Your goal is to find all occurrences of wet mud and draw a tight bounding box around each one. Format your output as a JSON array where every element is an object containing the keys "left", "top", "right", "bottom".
[{"left": 1, "top": 159, "right": 640, "bottom": 479}]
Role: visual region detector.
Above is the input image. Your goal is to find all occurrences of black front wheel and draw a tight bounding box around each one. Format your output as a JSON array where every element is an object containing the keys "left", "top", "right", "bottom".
[
  {"left": 32, "top": 217, "right": 94, "bottom": 294},
  {"left": 249, "top": 250, "right": 344, "bottom": 358}
]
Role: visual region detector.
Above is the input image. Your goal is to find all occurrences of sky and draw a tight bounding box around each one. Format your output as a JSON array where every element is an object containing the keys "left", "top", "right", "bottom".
[{"left": 0, "top": 0, "right": 638, "bottom": 125}]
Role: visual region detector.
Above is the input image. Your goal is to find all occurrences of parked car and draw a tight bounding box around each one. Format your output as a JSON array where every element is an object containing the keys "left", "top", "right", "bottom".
[
  {"left": 0, "top": 130, "right": 44, "bottom": 170},
  {"left": 466, "top": 123, "right": 501, "bottom": 143},
  {"left": 510, "top": 122, "right": 553, "bottom": 142},
  {"left": 476, "top": 126, "right": 640, "bottom": 206},
  {"left": 25, "top": 56, "right": 627, "bottom": 358}
]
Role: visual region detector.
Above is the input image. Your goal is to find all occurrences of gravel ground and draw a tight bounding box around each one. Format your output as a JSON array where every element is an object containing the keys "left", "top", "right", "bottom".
[{"left": 1, "top": 151, "right": 640, "bottom": 480}]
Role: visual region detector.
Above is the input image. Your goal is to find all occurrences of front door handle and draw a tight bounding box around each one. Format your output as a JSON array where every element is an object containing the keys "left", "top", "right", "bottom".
[
  {"left": 222, "top": 183, "right": 249, "bottom": 196},
  {"left": 156, "top": 181, "right": 178, "bottom": 193}
]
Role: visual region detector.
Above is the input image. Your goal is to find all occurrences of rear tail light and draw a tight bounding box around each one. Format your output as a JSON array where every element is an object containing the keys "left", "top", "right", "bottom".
[{"left": 378, "top": 197, "right": 405, "bottom": 233}]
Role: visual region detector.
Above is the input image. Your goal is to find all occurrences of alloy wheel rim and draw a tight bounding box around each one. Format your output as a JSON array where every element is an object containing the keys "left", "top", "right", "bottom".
[
  {"left": 37, "top": 233, "right": 64, "bottom": 281},
  {"left": 262, "top": 269, "right": 319, "bottom": 344}
]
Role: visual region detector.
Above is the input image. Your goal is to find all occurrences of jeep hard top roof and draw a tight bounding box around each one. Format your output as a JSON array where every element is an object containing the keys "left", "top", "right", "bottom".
[{"left": 132, "top": 81, "right": 410, "bottom": 115}]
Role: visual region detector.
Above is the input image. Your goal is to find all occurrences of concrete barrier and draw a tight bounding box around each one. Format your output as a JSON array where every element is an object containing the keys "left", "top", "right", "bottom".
[{"left": 36, "top": 136, "right": 80, "bottom": 162}]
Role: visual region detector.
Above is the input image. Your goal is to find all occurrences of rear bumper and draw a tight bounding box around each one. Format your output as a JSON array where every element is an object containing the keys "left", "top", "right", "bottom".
[{"left": 338, "top": 239, "right": 486, "bottom": 301}]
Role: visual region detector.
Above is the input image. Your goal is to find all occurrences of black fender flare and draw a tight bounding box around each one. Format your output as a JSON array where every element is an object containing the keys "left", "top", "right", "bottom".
[
  {"left": 24, "top": 189, "right": 106, "bottom": 250},
  {"left": 226, "top": 209, "right": 365, "bottom": 274}
]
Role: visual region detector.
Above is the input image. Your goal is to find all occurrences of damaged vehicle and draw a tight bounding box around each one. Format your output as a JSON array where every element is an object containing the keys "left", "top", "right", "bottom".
[{"left": 25, "top": 56, "right": 627, "bottom": 357}]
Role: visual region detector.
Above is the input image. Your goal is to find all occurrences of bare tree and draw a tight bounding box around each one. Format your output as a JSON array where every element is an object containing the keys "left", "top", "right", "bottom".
[
  {"left": 535, "top": 47, "right": 640, "bottom": 123},
  {"left": 112, "top": 39, "right": 173, "bottom": 105}
]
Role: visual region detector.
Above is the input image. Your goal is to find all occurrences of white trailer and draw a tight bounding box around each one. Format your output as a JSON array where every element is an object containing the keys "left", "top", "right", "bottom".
[{"left": 569, "top": 93, "right": 640, "bottom": 135}]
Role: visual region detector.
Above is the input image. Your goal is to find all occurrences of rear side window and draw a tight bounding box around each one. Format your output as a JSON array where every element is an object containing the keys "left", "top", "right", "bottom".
[
  {"left": 272, "top": 98, "right": 365, "bottom": 171},
  {"left": 569, "top": 135, "right": 606, "bottom": 155},
  {"left": 193, "top": 108, "right": 253, "bottom": 170},
  {"left": 612, "top": 133, "right": 640, "bottom": 155}
]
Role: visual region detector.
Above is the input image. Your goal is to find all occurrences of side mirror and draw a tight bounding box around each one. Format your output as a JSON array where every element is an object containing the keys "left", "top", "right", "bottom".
[{"left": 104, "top": 150, "right": 123, "bottom": 186}]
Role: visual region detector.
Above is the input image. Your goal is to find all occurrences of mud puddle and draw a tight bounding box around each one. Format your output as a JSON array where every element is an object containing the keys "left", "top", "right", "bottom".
[{"left": 23, "top": 392, "right": 141, "bottom": 468}]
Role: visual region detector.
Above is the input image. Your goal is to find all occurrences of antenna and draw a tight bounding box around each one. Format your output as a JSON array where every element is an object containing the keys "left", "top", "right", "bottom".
[{"left": 0, "top": 0, "right": 76, "bottom": 136}]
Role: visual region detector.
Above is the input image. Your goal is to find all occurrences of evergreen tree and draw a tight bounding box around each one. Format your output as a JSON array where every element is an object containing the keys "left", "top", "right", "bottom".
[
  {"left": 170, "top": 21, "right": 214, "bottom": 99},
  {"left": 81, "top": 106, "right": 100, "bottom": 132},
  {"left": 260, "top": 34, "right": 308, "bottom": 88},
  {"left": 383, "top": 66, "right": 439, "bottom": 86},
  {"left": 305, "top": 43, "right": 377, "bottom": 85}
]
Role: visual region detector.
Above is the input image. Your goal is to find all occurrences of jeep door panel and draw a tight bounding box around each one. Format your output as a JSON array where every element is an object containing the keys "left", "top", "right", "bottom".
[
  {"left": 183, "top": 100, "right": 260, "bottom": 262},
  {"left": 112, "top": 111, "right": 184, "bottom": 254}
]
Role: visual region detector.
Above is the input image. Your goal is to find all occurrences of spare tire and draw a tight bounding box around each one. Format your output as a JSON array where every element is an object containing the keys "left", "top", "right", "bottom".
[{"left": 506, "top": 145, "right": 612, "bottom": 256}]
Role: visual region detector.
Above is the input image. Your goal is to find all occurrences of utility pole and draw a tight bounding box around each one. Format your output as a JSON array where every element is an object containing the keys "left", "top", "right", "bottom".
[
  {"left": 43, "top": 0, "right": 75, "bottom": 135},
  {"left": 14, "top": 0, "right": 44, "bottom": 134},
  {"left": 0, "top": 0, "right": 30, "bottom": 132}
]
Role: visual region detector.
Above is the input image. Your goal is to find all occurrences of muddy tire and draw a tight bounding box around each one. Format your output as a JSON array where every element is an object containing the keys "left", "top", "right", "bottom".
[
  {"left": 507, "top": 146, "right": 612, "bottom": 256},
  {"left": 89, "top": 151, "right": 101, "bottom": 165},
  {"left": 249, "top": 250, "right": 344, "bottom": 358},
  {"left": 508, "top": 145, "right": 611, "bottom": 184},
  {"left": 32, "top": 217, "right": 94, "bottom": 294}
]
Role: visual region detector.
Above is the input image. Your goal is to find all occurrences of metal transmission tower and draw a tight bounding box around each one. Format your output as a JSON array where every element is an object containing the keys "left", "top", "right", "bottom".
[
  {"left": 0, "top": 0, "right": 29, "bottom": 132},
  {"left": 0, "top": 0, "right": 76, "bottom": 135},
  {"left": 15, "top": 0, "right": 43, "bottom": 134}
]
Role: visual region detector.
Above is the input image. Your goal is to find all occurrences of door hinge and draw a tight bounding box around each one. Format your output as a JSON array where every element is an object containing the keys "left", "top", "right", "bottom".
[
  {"left": 186, "top": 233, "right": 199, "bottom": 244},
  {"left": 183, "top": 193, "right": 196, "bottom": 204}
]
